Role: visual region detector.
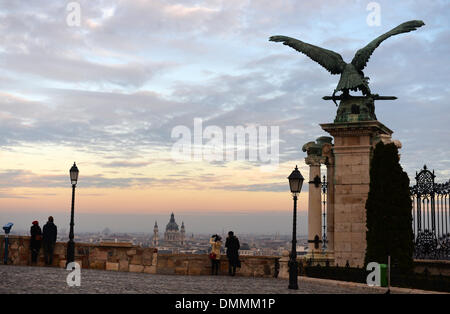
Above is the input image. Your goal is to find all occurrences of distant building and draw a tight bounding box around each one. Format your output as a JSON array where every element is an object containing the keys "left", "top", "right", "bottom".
[
  {"left": 296, "top": 245, "right": 309, "bottom": 256},
  {"left": 180, "top": 222, "right": 186, "bottom": 245},
  {"left": 239, "top": 242, "right": 255, "bottom": 256},
  {"left": 152, "top": 221, "right": 159, "bottom": 246},
  {"left": 153, "top": 213, "right": 186, "bottom": 247}
]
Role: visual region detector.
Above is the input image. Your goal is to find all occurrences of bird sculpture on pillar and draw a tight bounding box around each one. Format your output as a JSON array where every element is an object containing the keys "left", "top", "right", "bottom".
[{"left": 270, "top": 20, "right": 425, "bottom": 106}]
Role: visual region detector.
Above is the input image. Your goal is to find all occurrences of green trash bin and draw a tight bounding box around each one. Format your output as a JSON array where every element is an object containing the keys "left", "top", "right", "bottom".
[{"left": 380, "top": 264, "right": 388, "bottom": 287}]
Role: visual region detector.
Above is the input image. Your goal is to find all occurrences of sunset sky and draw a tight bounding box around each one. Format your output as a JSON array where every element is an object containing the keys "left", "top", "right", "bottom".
[{"left": 0, "top": 1, "right": 449, "bottom": 233}]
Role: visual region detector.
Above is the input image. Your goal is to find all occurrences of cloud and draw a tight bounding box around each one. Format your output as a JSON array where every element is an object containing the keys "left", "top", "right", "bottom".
[
  {"left": 0, "top": 0, "right": 449, "bottom": 190},
  {"left": 99, "top": 160, "right": 151, "bottom": 168},
  {"left": 0, "top": 169, "right": 156, "bottom": 189},
  {"left": 222, "top": 182, "right": 286, "bottom": 192},
  {"left": 1, "top": 52, "right": 176, "bottom": 87}
]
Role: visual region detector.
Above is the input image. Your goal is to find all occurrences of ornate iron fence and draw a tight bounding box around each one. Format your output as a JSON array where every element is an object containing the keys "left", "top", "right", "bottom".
[{"left": 410, "top": 165, "right": 450, "bottom": 260}]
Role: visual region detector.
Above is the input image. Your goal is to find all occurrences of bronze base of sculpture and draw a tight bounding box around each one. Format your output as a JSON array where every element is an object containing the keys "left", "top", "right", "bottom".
[{"left": 322, "top": 94, "right": 397, "bottom": 123}]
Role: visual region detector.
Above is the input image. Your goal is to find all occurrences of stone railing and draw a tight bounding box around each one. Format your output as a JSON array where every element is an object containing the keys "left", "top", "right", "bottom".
[
  {"left": 0, "top": 235, "right": 279, "bottom": 277},
  {"left": 156, "top": 253, "right": 279, "bottom": 277},
  {"left": 413, "top": 259, "right": 450, "bottom": 277},
  {"left": 2, "top": 236, "right": 447, "bottom": 278},
  {"left": 0, "top": 235, "right": 158, "bottom": 273}
]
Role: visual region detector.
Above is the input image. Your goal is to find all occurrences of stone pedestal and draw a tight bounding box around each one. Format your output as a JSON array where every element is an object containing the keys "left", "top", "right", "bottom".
[
  {"left": 320, "top": 120, "right": 393, "bottom": 267},
  {"left": 277, "top": 250, "right": 290, "bottom": 279}
]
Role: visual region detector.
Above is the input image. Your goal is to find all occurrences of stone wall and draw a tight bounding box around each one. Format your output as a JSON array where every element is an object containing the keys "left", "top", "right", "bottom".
[
  {"left": 157, "top": 254, "right": 279, "bottom": 277},
  {"left": 0, "top": 235, "right": 279, "bottom": 277},
  {"left": 414, "top": 259, "right": 450, "bottom": 277},
  {"left": 0, "top": 235, "right": 157, "bottom": 273},
  {"left": 3, "top": 236, "right": 445, "bottom": 278}
]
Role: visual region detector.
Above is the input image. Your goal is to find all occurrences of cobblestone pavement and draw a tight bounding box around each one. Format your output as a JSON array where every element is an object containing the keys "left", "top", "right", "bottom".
[{"left": 0, "top": 265, "right": 380, "bottom": 294}]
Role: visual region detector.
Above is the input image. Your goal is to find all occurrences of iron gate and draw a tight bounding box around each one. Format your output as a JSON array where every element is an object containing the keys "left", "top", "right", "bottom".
[{"left": 411, "top": 165, "right": 450, "bottom": 260}]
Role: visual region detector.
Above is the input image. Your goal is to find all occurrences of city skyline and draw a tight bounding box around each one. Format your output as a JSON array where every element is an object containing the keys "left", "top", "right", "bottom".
[
  {"left": 2, "top": 211, "right": 309, "bottom": 236},
  {"left": 0, "top": 1, "right": 449, "bottom": 234}
]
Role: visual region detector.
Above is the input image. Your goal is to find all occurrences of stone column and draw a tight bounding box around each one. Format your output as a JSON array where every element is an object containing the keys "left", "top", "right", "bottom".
[
  {"left": 326, "top": 163, "right": 335, "bottom": 255},
  {"left": 322, "top": 142, "right": 335, "bottom": 255},
  {"left": 305, "top": 155, "right": 323, "bottom": 254},
  {"left": 321, "top": 120, "right": 393, "bottom": 267}
]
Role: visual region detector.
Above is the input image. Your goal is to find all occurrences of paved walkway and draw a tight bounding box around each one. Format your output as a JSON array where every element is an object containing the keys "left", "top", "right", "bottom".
[{"left": 0, "top": 265, "right": 383, "bottom": 294}]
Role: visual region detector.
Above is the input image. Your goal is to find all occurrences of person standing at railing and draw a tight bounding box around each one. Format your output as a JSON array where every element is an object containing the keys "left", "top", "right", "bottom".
[
  {"left": 42, "top": 216, "right": 57, "bottom": 266},
  {"left": 209, "top": 234, "right": 222, "bottom": 275},
  {"left": 225, "top": 231, "right": 240, "bottom": 276},
  {"left": 30, "top": 221, "right": 42, "bottom": 265}
]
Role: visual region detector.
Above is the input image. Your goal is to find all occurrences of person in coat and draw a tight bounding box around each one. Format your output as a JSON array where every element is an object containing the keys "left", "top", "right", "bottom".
[
  {"left": 225, "top": 231, "right": 240, "bottom": 276},
  {"left": 30, "top": 221, "right": 42, "bottom": 265},
  {"left": 209, "top": 234, "right": 222, "bottom": 275},
  {"left": 42, "top": 216, "right": 57, "bottom": 266}
]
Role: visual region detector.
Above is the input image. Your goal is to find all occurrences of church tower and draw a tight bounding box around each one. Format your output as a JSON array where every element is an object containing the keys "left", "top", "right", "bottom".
[
  {"left": 152, "top": 221, "right": 159, "bottom": 247},
  {"left": 180, "top": 221, "right": 186, "bottom": 246}
]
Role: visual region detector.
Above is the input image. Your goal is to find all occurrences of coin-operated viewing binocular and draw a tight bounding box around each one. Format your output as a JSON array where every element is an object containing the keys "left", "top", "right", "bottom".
[
  {"left": 3, "top": 222, "right": 13, "bottom": 234},
  {"left": 3, "top": 222, "right": 13, "bottom": 265}
]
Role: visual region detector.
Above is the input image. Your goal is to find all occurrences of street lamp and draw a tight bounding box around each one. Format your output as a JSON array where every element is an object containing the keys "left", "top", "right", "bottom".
[
  {"left": 66, "top": 162, "right": 79, "bottom": 265},
  {"left": 287, "top": 165, "right": 304, "bottom": 289}
]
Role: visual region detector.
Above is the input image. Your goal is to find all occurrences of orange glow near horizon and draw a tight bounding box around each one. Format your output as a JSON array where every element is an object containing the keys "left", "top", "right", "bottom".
[
  {"left": 0, "top": 186, "right": 309, "bottom": 214},
  {"left": 0, "top": 143, "right": 311, "bottom": 216}
]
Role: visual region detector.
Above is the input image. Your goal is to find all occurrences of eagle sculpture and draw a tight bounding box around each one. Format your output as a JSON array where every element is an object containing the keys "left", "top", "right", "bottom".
[{"left": 269, "top": 20, "right": 425, "bottom": 98}]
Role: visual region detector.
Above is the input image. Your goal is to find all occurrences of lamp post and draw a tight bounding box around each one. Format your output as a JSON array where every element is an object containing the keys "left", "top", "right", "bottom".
[
  {"left": 66, "top": 162, "right": 79, "bottom": 265},
  {"left": 288, "top": 165, "right": 304, "bottom": 289}
]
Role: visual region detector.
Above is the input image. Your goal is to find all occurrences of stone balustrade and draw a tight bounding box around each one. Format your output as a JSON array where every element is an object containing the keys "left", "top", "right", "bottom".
[
  {"left": 157, "top": 253, "right": 279, "bottom": 277},
  {"left": 1, "top": 235, "right": 448, "bottom": 278},
  {"left": 0, "top": 235, "right": 158, "bottom": 273},
  {"left": 0, "top": 235, "right": 279, "bottom": 277},
  {"left": 413, "top": 259, "right": 450, "bottom": 277}
]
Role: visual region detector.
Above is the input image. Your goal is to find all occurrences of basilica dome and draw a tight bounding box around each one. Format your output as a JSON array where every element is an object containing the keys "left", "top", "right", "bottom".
[{"left": 166, "top": 213, "right": 179, "bottom": 231}]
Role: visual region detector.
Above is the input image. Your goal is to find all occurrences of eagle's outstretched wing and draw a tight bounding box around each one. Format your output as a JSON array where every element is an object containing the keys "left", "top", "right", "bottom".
[
  {"left": 352, "top": 20, "right": 425, "bottom": 71},
  {"left": 269, "top": 35, "right": 346, "bottom": 75}
]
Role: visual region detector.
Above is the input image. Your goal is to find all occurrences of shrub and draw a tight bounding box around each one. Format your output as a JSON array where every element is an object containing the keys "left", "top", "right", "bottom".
[{"left": 365, "top": 142, "right": 414, "bottom": 272}]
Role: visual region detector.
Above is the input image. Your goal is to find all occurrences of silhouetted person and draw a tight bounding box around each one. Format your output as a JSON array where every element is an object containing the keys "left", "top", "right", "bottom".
[
  {"left": 209, "top": 234, "right": 222, "bottom": 275},
  {"left": 225, "top": 231, "right": 240, "bottom": 276},
  {"left": 42, "top": 216, "right": 57, "bottom": 266},
  {"left": 30, "top": 221, "right": 42, "bottom": 265}
]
